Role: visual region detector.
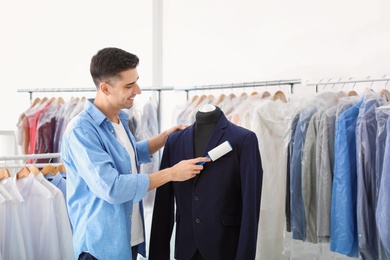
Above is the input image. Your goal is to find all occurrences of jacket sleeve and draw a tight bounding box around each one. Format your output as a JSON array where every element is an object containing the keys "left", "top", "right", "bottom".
[
  {"left": 236, "top": 131, "right": 263, "bottom": 259},
  {"left": 148, "top": 139, "right": 175, "bottom": 260}
]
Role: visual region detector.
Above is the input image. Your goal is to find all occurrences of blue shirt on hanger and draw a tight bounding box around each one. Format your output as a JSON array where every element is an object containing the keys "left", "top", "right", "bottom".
[
  {"left": 330, "top": 98, "right": 363, "bottom": 258},
  {"left": 376, "top": 115, "right": 390, "bottom": 259},
  {"left": 61, "top": 99, "right": 151, "bottom": 260},
  {"left": 290, "top": 104, "right": 316, "bottom": 241},
  {"left": 356, "top": 95, "right": 384, "bottom": 260}
]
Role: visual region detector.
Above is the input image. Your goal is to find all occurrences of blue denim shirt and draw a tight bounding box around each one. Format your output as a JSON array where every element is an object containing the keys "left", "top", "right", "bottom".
[{"left": 61, "top": 99, "right": 151, "bottom": 260}]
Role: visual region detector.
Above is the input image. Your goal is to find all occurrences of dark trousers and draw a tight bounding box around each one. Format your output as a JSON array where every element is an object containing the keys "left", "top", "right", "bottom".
[{"left": 78, "top": 246, "right": 138, "bottom": 260}]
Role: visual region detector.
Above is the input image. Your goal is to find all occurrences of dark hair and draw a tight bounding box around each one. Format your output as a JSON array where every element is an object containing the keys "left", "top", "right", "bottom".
[{"left": 90, "top": 47, "right": 139, "bottom": 87}]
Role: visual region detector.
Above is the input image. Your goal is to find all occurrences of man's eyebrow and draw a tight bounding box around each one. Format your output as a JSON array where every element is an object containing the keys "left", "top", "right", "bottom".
[{"left": 127, "top": 76, "right": 139, "bottom": 86}]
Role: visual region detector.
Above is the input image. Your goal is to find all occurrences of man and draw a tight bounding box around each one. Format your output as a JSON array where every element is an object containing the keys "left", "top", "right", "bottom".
[{"left": 60, "top": 47, "right": 210, "bottom": 260}]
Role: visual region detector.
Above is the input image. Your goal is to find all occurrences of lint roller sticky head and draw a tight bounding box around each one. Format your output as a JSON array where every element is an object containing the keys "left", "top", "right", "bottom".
[{"left": 197, "top": 141, "right": 233, "bottom": 165}]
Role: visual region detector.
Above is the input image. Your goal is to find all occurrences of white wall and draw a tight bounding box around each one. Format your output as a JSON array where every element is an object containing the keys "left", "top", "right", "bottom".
[
  {"left": 1, "top": 0, "right": 390, "bottom": 133},
  {"left": 0, "top": 0, "right": 152, "bottom": 132}
]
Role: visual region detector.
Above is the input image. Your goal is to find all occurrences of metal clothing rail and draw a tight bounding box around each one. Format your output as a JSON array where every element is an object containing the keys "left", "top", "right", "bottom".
[
  {"left": 0, "top": 153, "right": 62, "bottom": 169},
  {"left": 182, "top": 79, "right": 302, "bottom": 100},
  {"left": 306, "top": 76, "right": 390, "bottom": 93},
  {"left": 17, "top": 86, "right": 174, "bottom": 103},
  {"left": 17, "top": 86, "right": 174, "bottom": 133},
  {"left": 0, "top": 152, "right": 61, "bottom": 161}
]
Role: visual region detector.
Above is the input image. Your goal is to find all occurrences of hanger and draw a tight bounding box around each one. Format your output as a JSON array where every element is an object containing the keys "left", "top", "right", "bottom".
[
  {"left": 272, "top": 90, "right": 287, "bottom": 102},
  {"left": 30, "top": 97, "right": 41, "bottom": 108},
  {"left": 348, "top": 90, "right": 358, "bottom": 96},
  {"left": 0, "top": 168, "right": 11, "bottom": 181},
  {"left": 379, "top": 78, "right": 390, "bottom": 102},
  {"left": 28, "top": 159, "right": 40, "bottom": 176},
  {"left": 261, "top": 91, "right": 271, "bottom": 99},
  {"left": 17, "top": 166, "right": 31, "bottom": 179},
  {"left": 42, "top": 164, "right": 58, "bottom": 176},
  {"left": 213, "top": 93, "right": 226, "bottom": 106},
  {"left": 56, "top": 97, "right": 65, "bottom": 104},
  {"left": 56, "top": 164, "right": 66, "bottom": 174},
  {"left": 39, "top": 96, "right": 49, "bottom": 104},
  {"left": 347, "top": 81, "right": 358, "bottom": 96},
  {"left": 29, "top": 165, "right": 40, "bottom": 176},
  {"left": 190, "top": 95, "right": 199, "bottom": 104},
  {"left": 195, "top": 94, "right": 207, "bottom": 107}
]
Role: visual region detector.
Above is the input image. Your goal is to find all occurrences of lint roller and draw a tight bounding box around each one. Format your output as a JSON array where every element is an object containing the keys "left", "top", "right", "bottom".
[{"left": 197, "top": 141, "right": 233, "bottom": 165}]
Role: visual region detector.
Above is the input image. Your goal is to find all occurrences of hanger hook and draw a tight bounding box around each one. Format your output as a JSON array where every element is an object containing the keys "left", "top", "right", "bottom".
[
  {"left": 323, "top": 78, "right": 332, "bottom": 91},
  {"left": 331, "top": 78, "right": 343, "bottom": 90}
]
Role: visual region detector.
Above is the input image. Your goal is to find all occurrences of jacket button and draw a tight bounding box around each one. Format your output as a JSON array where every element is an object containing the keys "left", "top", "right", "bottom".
[
  {"left": 195, "top": 218, "right": 201, "bottom": 224},
  {"left": 194, "top": 196, "right": 200, "bottom": 201}
]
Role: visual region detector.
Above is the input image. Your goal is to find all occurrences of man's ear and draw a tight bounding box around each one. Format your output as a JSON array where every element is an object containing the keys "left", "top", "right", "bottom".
[{"left": 99, "top": 82, "right": 110, "bottom": 95}]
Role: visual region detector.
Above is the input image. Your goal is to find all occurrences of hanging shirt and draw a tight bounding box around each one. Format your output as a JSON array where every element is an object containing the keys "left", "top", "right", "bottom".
[
  {"left": 34, "top": 172, "right": 74, "bottom": 259},
  {"left": 112, "top": 120, "right": 144, "bottom": 247},
  {"left": 316, "top": 96, "right": 358, "bottom": 240},
  {"left": 0, "top": 184, "right": 26, "bottom": 260},
  {"left": 376, "top": 116, "right": 390, "bottom": 259},
  {"left": 330, "top": 98, "right": 363, "bottom": 257},
  {"left": 290, "top": 102, "right": 317, "bottom": 241},
  {"left": 61, "top": 99, "right": 151, "bottom": 259},
  {"left": 44, "top": 171, "right": 67, "bottom": 199},
  {"left": 356, "top": 94, "right": 384, "bottom": 260},
  {"left": 14, "top": 173, "right": 61, "bottom": 260},
  {"left": 1, "top": 177, "right": 34, "bottom": 259},
  {"left": 252, "top": 99, "right": 292, "bottom": 260}
]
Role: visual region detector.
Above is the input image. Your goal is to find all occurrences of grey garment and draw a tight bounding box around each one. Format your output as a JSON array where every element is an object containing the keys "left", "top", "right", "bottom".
[
  {"left": 301, "top": 92, "right": 341, "bottom": 243},
  {"left": 301, "top": 111, "right": 320, "bottom": 243},
  {"left": 316, "top": 97, "right": 359, "bottom": 239},
  {"left": 316, "top": 105, "right": 337, "bottom": 239}
]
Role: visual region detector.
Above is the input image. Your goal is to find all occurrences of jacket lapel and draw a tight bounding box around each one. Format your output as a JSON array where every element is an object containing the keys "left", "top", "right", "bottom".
[
  {"left": 203, "top": 113, "right": 228, "bottom": 156},
  {"left": 184, "top": 124, "right": 195, "bottom": 160}
]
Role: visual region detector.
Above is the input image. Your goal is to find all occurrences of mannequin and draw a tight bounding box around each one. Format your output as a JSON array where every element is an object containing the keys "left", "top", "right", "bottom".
[
  {"left": 150, "top": 101, "right": 262, "bottom": 260},
  {"left": 194, "top": 104, "right": 222, "bottom": 157}
]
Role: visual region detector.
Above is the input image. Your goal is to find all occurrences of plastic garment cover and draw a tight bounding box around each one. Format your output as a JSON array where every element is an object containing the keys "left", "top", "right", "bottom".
[
  {"left": 24, "top": 98, "right": 52, "bottom": 157},
  {"left": 302, "top": 92, "right": 342, "bottom": 244},
  {"left": 316, "top": 96, "right": 359, "bottom": 242},
  {"left": 230, "top": 94, "right": 265, "bottom": 129},
  {"left": 376, "top": 115, "right": 390, "bottom": 259},
  {"left": 53, "top": 97, "right": 79, "bottom": 154},
  {"left": 356, "top": 92, "right": 385, "bottom": 260},
  {"left": 252, "top": 99, "right": 299, "bottom": 260},
  {"left": 375, "top": 103, "right": 390, "bottom": 259},
  {"left": 374, "top": 104, "right": 390, "bottom": 260},
  {"left": 290, "top": 101, "right": 316, "bottom": 241},
  {"left": 331, "top": 96, "right": 364, "bottom": 257},
  {"left": 35, "top": 100, "right": 63, "bottom": 163},
  {"left": 177, "top": 95, "right": 215, "bottom": 125}
]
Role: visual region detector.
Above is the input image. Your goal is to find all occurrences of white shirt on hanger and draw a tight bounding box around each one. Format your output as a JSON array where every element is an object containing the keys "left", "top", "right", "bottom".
[
  {"left": 0, "top": 184, "right": 27, "bottom": 260},
  {"left": 1, "top": 177, "right": 34, "bottom": 260},
  {"left": 14, "top": 173, "right": 61, "bottom": 260},
  {"left": 34, "top": 172, "right": 74, "bottom": 259}
]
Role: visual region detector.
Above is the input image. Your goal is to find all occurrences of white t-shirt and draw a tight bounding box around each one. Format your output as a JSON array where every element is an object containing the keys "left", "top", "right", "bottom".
[{"left": 112, "top": 121, "right": 144, "bottom": 246}]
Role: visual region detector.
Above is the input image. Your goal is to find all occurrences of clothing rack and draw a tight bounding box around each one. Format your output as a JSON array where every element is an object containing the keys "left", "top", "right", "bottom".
[
  {"left": 306, "top": 76, "right": 390, "bottom": 93},
  {"left": 0, "top": 152, "right": 62, "bottom": 169},
  {"left": 17, "top": 86, "right": 174, "bottom": 102},
  {"left": 182, "top": 79, "right": 302, "bottom": 100},
  {"left": 17, "top": 86, "right": 174, "bottom": 133}
]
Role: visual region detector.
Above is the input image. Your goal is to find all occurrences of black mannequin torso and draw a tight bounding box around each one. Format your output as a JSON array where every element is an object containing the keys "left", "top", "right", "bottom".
[{"left": 194, "top": 105, "right": 222, "bottom": 157}]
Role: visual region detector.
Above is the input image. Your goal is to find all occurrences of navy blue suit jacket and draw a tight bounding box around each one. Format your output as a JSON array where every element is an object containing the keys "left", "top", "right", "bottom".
[{"left": 149, "top": 113, "right": 263, "bottom": 260}]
